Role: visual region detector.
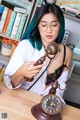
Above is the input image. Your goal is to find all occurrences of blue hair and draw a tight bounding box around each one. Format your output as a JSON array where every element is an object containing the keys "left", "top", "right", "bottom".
[{"left": 21, "top": 3, "right": 65, "bottom": 51}]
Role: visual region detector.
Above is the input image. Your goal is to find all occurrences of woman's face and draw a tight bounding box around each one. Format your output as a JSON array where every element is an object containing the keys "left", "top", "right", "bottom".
[{"left": 38, "top": 13, "right": 60, "bottom": 47}]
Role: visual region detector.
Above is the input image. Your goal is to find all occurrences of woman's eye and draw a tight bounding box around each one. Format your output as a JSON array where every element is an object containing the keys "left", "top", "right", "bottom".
[
  {"left": 52, "top": 24, "right": 57, "bottom": 27},
  {"left": 41, "top": 24, "right": 47, "bottom": 27}
]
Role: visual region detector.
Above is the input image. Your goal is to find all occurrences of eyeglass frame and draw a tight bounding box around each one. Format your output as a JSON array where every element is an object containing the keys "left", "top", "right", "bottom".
[{"left": 38, "top": 21, "right": 60, "bottom": 32}]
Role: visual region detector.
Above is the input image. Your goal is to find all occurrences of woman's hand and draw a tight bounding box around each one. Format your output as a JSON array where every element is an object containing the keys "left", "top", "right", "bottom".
[
  {"left": 18, "top": 61, "right": 44, "bottom": 80},
  {"left": 11, "top": 61, "right": 44, "bottom": 87}
]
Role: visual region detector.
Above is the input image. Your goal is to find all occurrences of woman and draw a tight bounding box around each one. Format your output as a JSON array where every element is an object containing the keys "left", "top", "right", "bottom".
[{"left": 4, "top": 3, "right": 72, "bottom": 105}]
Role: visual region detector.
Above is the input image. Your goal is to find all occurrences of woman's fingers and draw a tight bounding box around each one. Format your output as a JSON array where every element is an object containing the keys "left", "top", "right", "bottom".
[{"left": 21, "top": 61, "right": 44, "bottom": 79}]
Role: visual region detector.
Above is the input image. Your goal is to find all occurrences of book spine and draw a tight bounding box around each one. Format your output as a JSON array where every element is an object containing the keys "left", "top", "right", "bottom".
[
  {"left": 10, "top": 12, "right": 22, "bottom": 38},
  {"left": 2, "top": 9, "right": 12, "bottom": 33},
  {"left": 15, "top": 13, "right": 27, "bottom": 40},
  {"left": 5, "top": 11, "right": 17, "bottom": 37},
  {"left": 14, "top": 7, "right": 27, "bottom": 14},
  {"left": 0, "top": 7, "right": 8, "bottom": 33},
  {"left": 0, "top": 5, "right": 4, "bottom": 20}
]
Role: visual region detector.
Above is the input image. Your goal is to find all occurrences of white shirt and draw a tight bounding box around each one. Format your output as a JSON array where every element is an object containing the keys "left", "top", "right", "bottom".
[{"left": 4, "top": 40, "right": 69, "bottom": 105}]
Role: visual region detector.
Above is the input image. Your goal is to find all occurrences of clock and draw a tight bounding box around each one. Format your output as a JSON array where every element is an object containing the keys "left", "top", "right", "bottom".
[
  {"left": 41, "top": 94, "right": 62, "bottom": 116},
  {"left": 31, "top": 94, "right": 62, "bottom": 120},
  {"left": 31, "top": 81, "right": 62, "bottom": 120}
]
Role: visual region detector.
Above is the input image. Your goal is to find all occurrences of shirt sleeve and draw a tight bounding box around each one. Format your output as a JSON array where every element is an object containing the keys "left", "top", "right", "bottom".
[
  {"left": 5, "top": 40, "right": 28, "bottom": 76},
  {"left": 4, "top": 75, "right": 23, "bottom": 89},
  {"left": 4, "top": 40, "right": 28, "bottom": 89}
]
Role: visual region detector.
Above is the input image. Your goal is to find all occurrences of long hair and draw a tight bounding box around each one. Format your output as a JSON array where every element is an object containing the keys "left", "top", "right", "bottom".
[{"left": 21, "top": 3, "right": 65, "bottom": 50}]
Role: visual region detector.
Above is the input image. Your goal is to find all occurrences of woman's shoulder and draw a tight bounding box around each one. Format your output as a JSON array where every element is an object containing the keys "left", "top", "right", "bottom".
[
  {"left": 19, "top": 39, "right": 30, "bottom": 45},
  {"left": 17, "top": 39, "right": 33, "bottom": 49},
  {"left": 65, "top": 45, "right": 72, "bottom": 57},
  {"left": 59, "top": 44, "right": 72, "bottom": 69},
  {"left": 59, "top": 44, "right": 72, "bottom": 56},
  {"left": 59, "top": 44, "right": 72, "bottom": 63}
]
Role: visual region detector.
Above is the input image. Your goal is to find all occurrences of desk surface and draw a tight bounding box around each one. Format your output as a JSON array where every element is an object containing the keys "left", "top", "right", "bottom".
[{"left": 0, "top": 82, "right": 80, "bottom": 120}]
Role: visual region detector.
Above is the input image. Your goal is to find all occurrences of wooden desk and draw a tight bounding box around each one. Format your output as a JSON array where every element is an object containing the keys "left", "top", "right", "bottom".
[{"left": 0, "top": 82, "right": 80, "bottom": 120}]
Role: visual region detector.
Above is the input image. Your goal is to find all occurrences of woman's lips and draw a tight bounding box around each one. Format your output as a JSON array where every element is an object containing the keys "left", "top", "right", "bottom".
[{"left": 46, "top": 35, "right": 53, "bottom": 39}]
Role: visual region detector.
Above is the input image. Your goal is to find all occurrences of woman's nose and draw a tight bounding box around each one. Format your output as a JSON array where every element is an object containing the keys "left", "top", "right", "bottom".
[{"left": 47, "top": 25, "right": 52, "bottom": 32}]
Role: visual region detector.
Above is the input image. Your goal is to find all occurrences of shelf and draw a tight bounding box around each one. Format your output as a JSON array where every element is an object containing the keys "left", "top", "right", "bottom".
[
  {"left": 0, "top": 33, "right": 20, "bottom": 41},
  {"left": 64, "top": 14, "right": 80, "bottom": 22}
]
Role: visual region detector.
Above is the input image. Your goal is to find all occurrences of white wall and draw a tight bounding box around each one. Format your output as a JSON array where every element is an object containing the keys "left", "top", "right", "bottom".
[{"left": 65, "top": 15, "right": 80, "bottom": 46}]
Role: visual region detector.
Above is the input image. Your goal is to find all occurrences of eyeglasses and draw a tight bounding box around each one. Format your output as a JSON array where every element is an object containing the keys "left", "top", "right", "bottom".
[{"left": 38, "top": 22, "right": 60, "bottom": 32}]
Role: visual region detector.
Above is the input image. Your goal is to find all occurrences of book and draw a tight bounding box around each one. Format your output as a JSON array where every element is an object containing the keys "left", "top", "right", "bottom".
[
  {"left": 1, "top": 0, "right": 27, "bottom": 14},
  {"left": 1, "top": 0, "right": 32, "bottom": 14},
  {"left": 0, "top": 5, "right": 4, "bottom": 20},
  {"left": 5, "top": 11, "right": 17, "bottom": 37},
  {"left": 13, "top": 7, "right": 27, "bottom": 14},
  {"left": 0, "top": 7, "right": 8, "bottom": 33},
  {"left": 15, "top": 13, "right": 28, "bottom": 40},
  {"left": 2, "top": 8, "right": 12, "bottom": 33},
  {"left": 10, "top": 12, "right": 22, "bottom": 38}
]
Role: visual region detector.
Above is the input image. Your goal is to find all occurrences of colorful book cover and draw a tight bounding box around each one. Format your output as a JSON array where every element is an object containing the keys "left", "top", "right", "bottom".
[
  {"left": 10, "top": 12, "right": 22, "bottom": 38},
  {"left": 2, "top": 9, "right": 12, "bottom": 33},
  {"left": 15, "top": 13, "right": 28, "bottom": 40},
  {"left": 0, "top": 7, "right": 8, "bottom": 33},
  {"left": 6, "top": 11, "right": 17, "bottom": 37}
]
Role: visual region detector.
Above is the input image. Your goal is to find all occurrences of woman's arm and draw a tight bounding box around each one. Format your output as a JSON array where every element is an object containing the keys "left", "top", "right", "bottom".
[
  {"left": 4, "top": 40, "right": 43, "bottom": 89},
  {"left": 11, "top": 62, "right": 43, "bottom": 88}
]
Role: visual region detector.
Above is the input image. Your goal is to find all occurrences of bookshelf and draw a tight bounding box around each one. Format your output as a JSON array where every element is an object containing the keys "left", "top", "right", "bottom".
[
  {"left": 0, "top": 0, "right": 35, "bottom": 66},
  {"left": 0, "top": 0, "right": 44, "bottom": 67},
  {"left": 0, "top": 0, "right": 35, "bottom": 39}
]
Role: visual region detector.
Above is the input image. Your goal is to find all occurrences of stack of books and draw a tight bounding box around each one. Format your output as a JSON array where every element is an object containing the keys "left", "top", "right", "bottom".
[
  {"left": 0, "top": 0, "right": 31, "bottom": 40},
  {"left": 1, "top": 0, "right": 27, "bottom": 14},
  {"left": 0, "top": 0, "right": 33, "bottom": 59}
]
